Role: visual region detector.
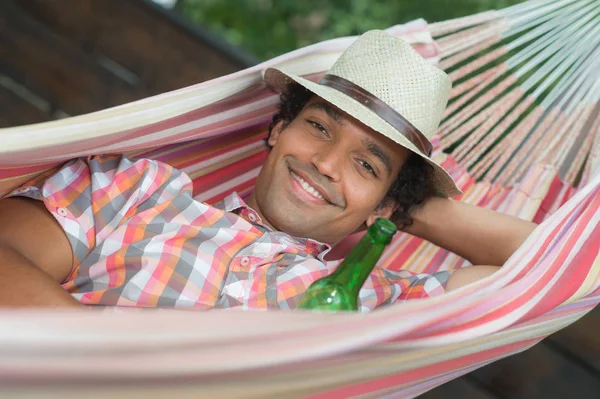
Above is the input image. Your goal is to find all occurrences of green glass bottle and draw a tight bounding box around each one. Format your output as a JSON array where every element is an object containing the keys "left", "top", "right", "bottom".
[{"left": 296, "top": 218, "right": 397, "bottom": 312}]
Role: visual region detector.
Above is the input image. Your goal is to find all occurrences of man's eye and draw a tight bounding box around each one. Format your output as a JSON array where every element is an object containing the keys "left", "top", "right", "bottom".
[
  {"left": 359, "top": 160, "right": 377, "bottom": 177},
  {"left": 309, "top": 121, "right": 329, "bottom": 136}
]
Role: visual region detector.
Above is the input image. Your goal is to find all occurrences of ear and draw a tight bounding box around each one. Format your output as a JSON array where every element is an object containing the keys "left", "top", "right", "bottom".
[
  {"left": 365, "top": 201, "right": 397, "bottom": 227},
  {"left": 267, "top": 120, "right": 285, "bottom": 147}
]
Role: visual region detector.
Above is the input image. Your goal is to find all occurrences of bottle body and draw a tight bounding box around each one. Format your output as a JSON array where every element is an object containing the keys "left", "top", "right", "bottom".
[
  {"left": 295, "top": 279, "right": 357, "bottom": 311},
  {"left": 297, "top": 218, "right": 397, "bottom": 311}
]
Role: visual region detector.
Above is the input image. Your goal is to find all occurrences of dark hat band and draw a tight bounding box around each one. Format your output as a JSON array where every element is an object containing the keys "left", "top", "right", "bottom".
[{"left": 319, "top": 74, "right": 433, "bottom": 157}]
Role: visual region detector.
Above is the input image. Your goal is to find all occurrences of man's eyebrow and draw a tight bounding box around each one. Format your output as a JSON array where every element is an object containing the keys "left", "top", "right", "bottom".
[
  {"left": 305, "top": 102, "right": 346, "bottom": 125},
  {"left": 362, "top": 138, "right": 393, "bottom": 176}
]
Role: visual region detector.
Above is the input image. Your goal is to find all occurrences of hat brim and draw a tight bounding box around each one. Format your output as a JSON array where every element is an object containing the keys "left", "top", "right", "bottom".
[{"left": 263, "top": 67, "right": 462, "bottom": 198}]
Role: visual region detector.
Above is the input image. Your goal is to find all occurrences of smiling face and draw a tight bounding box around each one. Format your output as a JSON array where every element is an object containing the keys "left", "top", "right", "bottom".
[{"left": 247, "top": 98, "right": 410, "bottom": 244}]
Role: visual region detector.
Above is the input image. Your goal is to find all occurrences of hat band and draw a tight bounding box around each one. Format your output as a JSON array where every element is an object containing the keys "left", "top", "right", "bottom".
[{"left": 319, "top": 74, "right": 432, "bottom": 157}]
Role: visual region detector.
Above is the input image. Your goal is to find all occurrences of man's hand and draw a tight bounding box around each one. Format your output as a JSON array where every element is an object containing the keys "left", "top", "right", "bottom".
[
  {"left": 404, "top": 197, "right": 538, "bottom": 290},
  {"left": 0, "top": 198, "right": 81, "bottom": 307}
]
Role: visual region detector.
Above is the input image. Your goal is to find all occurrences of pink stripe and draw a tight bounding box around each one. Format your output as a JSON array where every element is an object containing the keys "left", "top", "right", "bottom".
[{"left": 306, "top": 338, "right": 539, "bottom": 399}]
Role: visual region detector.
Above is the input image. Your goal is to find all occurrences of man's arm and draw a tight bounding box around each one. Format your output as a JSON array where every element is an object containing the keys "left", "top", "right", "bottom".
[
  {"left": 0, "top": 198, "right": 81, "bottom": 307},
  {"left": 404, "top": 197, "right": 538, "bottom": 290}
]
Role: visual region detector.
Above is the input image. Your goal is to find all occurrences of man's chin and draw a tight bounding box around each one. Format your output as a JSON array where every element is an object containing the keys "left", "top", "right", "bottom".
[
  {"left": 258, "top": 188, "right": 334, "bottom": 240},
  {"left": 271, "top": 218, "right": 311, "bottom": 237},
  {"left": 267, "top": 213, "right": 323, "bottom": 240}
]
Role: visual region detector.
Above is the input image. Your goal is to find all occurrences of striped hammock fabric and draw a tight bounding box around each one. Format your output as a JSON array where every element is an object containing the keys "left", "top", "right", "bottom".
[{"left": 1, "top": 0, "right": 599, "bottom": 397}]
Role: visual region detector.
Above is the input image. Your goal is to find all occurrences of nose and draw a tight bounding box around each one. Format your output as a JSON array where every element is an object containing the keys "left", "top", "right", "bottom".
[{"left": 310, "top": 143, "right": 343, "bottom": 183}]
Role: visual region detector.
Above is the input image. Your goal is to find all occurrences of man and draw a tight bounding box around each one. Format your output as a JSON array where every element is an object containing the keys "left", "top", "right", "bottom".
[{"left": 0, "top": 31, "right": 536, "bottom": 309}]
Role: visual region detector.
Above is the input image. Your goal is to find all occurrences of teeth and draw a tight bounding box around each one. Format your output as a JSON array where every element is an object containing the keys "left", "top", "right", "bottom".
[{"left": 291, "top": 171, "right": 325, "bottom": 201}]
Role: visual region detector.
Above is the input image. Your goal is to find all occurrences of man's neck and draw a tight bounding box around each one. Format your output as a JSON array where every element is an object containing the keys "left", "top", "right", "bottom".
[{"left": 245, "top": 191, "right": 275, "bottom": 231}]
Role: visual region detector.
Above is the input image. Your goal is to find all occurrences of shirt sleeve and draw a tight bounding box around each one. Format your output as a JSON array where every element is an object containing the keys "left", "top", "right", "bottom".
[
  {"left": 5, "top": 154, "right": 193, "bottom": 277},
  {"left": 358, "top": 267, "right": 452, "bottom": 311},
  {"left": 395, "top": 270, "right": 451, "bottom": 300}
]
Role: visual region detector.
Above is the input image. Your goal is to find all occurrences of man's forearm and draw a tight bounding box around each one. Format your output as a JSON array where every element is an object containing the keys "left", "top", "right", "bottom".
[
  {"left": 404, "top": 197, "right": 537, "bottom": 266},
  {"left": 0, "top": 244, "right": 81, "bottom": 307}
]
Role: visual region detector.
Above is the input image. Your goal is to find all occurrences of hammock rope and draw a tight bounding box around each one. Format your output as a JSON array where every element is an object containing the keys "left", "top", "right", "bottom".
[
  {"left": 434, "top": 0, "right": 600, "bottom": 189},
  {"left": 0, "top": 1, "right": 598, "bottom": 398}
]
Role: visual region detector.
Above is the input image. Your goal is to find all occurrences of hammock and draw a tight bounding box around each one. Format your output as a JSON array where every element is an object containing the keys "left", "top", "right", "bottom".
[{"left": 0, "top": 0, "right": 598, "bottom": 397}]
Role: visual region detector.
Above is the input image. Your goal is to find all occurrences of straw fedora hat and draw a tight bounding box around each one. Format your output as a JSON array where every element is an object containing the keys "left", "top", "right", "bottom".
[{"left": 263, "top": 30, "right": 461, "bottom": 198}]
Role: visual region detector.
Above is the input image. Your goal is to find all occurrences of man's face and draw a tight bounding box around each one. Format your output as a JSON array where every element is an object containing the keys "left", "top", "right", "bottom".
[{"left": 249, "top": 98, "right": 410, "bottom": 244}]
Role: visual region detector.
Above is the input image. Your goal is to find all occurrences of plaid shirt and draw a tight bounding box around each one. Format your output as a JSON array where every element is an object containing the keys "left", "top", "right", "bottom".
[{"left": 8, "top": 155, "right": 450, "bottom": 311}]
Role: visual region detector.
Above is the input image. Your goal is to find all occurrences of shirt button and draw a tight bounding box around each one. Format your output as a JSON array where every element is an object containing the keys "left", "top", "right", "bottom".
[
  {"left": 247, "top": 213, "right": 257, "bottom": 222},
  {"left": 240, "top": 256, "right": 250, "bottom": 266},
  {"left": 57, "top": 208, "right": 68, "bottom": 217}
]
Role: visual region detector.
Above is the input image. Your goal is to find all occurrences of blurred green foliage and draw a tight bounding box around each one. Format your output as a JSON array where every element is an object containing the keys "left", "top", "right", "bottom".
[{"left": 178, "top": 0, "right": 525, "bottom": 60}]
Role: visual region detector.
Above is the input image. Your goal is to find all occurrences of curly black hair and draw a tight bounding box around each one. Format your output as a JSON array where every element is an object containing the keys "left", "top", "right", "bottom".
[{"left": 266, "top": 82, "right": 435, "bottom": 230}]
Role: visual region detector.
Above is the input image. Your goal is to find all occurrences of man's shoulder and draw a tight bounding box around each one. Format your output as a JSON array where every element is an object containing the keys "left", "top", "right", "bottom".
[{"left": 88, "top": 154, "right": 193, "bottom": 196}]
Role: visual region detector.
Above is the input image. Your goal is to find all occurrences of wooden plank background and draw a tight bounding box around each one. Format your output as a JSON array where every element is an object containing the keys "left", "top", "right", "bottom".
[{"left": 0, "top": 0, "right": 255, "bottom": 128}]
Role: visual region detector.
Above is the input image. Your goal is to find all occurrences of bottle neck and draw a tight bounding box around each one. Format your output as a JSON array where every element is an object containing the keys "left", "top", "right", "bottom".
[{"left": 330, "top": 233, "right": 387, "bottom": 293}]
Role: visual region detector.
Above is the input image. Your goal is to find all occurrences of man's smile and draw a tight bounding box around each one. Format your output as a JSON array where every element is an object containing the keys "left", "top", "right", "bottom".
[
  {"left": 289, "top": 169, "right": 330, "bottom": 205},
  {"left": 288, "top": 167, "right": 333, "bottom": 206},
  {"left": 290, "top": 169, "right": 326, "bottom": 200}
]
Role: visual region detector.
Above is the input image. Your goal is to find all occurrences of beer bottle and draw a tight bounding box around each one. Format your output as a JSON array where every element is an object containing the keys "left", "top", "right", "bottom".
[{"left": 297, "top": 218, "right": 397, "bottom": 311}]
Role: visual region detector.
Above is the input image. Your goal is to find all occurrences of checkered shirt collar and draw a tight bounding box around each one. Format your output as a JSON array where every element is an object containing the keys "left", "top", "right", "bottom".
[{"left": 218, "top": 192, "right": 331, "bottom": 259}]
